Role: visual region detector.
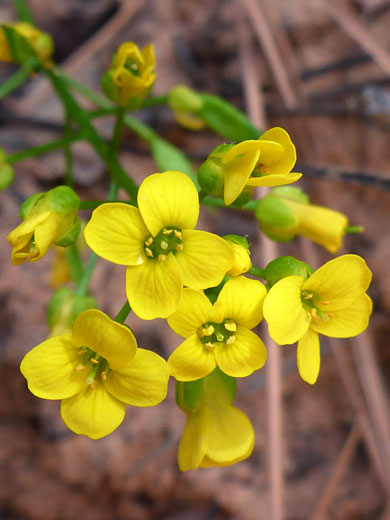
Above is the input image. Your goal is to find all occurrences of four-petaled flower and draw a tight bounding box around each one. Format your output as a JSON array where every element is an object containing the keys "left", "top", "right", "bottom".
[
  {"left": 84, "top": 171, "right": 235, "bottom": 320},
  {"left": 263, "top": 254, "right": 372, "bottom": 384},
  {"left": 20, "top": 309, "right": 169, "bottom": 439},
  {"left": 222, "top": 127, "right": 302, "bottom": 205},
  {"left": 167, "top": 276, "right": 267, "bottom": 380}
]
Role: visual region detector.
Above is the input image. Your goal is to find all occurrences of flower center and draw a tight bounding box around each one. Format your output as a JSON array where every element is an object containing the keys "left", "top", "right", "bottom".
[
  {"left": 301, "top": 290, "right": 333, "bottom": 327},
  {"left": 251, "top": 163, "right": 270, "bottom": 178},
  {"left": 75, "top": 347, "right": 110, "bottom": 390},
  {"left": 197, "top": 319, "right": 236, "bottom": 350},
  {"left": 143, "top": 226, "right": 183, "bottom": 262},
  {"left": 124, "top": 57, "right": 141, "bottom": 77}
]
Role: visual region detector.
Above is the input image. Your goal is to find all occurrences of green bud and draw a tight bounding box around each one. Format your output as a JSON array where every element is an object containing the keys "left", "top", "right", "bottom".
[
  {"left": 47, "top": 288, "right": 97, "bottom": 332},
  {"left": 101, "top": 70, "right": 120, "bottom": 104},
  {"left": 197, "top": 144, "right": 233, "bottom": 197},
  {"left": 46, "top": 186, "right": 80, "bottom": 215},
  {"left": 71, "top": 295, "right": 98, "bottom": 322},
  {"left": 271, "top": 186, "right": 310, "bottom": 204},
  {"left": 19, "top": 193, "right": 45, "bottom": 220},
  {"left": 255, "top": 194, "right": 298, "bottom": 241},
  {"left": 230, "top": 186, "right": 253, "bottom": 209},
  {"left": 265, "top": 256, "right": 314, "bottom": 289},
  {"left": 176, "top": 378, "right": 204, "bottom": 412},
  {"left": 223, "top": 234, "right": 250, "bottom": 249},
  {"left": 168, "top": 85, "right": 204, "bottom": 113},
  {"left": 56, "top": 218, "right": 81, "bottom": 247},
  {"left": 0, "top": 163, "right": 14, "bottom": 190}
]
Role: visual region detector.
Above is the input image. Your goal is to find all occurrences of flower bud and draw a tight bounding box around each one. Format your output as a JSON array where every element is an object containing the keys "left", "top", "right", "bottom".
[
  {"left": 0, "top": 149, "right": 13, "bottom": 190},
  {"left": 265, "top": 256, "right": 313, "bottom": 289},
  {"left": 197, "top": 143, "right": 233, "bottom": 197},
  {"left": 255, "top": 186, "right": 349, "bottom": 253},
  {"left": 7, "top": 186, "right": 81, "bottom": 265},
  {"left": 168, "top": 85, "right": 205, "bottom": 130},
  {"left": 0, "top": 22, "right": 53, "bottom": 64},
  {"left": 47, "top": 288, "right": 97, "bottom": 337},
  {"left": 101, "top": 42, "right": 156, "bottom": 109},
  {"left": 224, "top": 235, "right": 252, "bottom": 276}
]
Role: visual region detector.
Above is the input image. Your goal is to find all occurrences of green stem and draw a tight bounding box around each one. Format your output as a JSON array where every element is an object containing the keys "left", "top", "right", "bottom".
[
  {"left": 75, "top": 252, "right": 98, "bottom": 296},
  {"left": 7, "top": 134, "right": 83, "bottom": 164},
  {"left": 0, "top": 57, "right": 37, "bottom": 99},
  {"left": 65, "top": 245, "right": 84, "bottom": 285},
  {"left": 140, "top": 95, "right": 169, "bottom": 108},
  {"left": 248, "top": 266, "right": 267, "bottom": 279},
  {"left": 45, "top": 68, "right": 138, "bottom": 200},
  {"left": 109, "top": 107, "right": 125, "bottom": 157},
  {"left": 63, "top": 113, "right": 73, "bottom": 187},
  {"left": 344, "top": 225, "right": 364, "bottom": 234},
  {"left": 12, "top": 0, "right": 34, "bottom": 23},
  {"left": 114, "top": 301, "right": 131, "bottom": 323},
  {"left": 201, "top": 196, "right": 257, "bottom": 212}
]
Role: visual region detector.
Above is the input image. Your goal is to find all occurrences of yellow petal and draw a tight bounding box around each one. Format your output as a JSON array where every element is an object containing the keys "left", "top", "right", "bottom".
[
  {"left": 178, "top": 407, "right": 210, "bottom": 471},
  {"left": 104, "top": 348, "right": 169, "bottom": 406},
  {"left": 167, "top": 288, "right": 213, "bottom": 338},
  {"left": 246, "top": 172, "right": 302, "bottom": 187},
  {"left": 263, "top": 275, "right": 310, "bottom": 344},
  {"left": 72, "top": 309, "right": 136, "bottom": 369},
  {"left": 60, "top": 384, "right": 125, "bottom": 439},
  {"left": 259, "top": 127, "right": 296, "bottom": 174},
  {"left": 311, "top": 294, "right": 372, "bottom": 338},
  {"left": 32, "top": 213, "right": 60, "bottom": 261},
  {"left": 223, "top": 147, "right": 260, "bottom": 205},
  {"left": 20, "top": 334, "right": 85, "bottom": 400},
  {"left": 203, "top": 405, "right": 254, "bottom": 466},
  {"left": 221, "top": 140, "right": 262, "bottom": 164},
  {"left": 7, "top": 211, "right": 52, "bottom": 265},
  {"left": 217, "top": 276, "right": 267, "bottom": 329},
  {"left": 297, "top": 328, "right": 320, "bottom": 384},
  {"left": 214, "top": 326, "right": 267, "bottom": 377},
  {"left": 302, "top": 255, "right": 372, "bottom": 311},
  {"left": 84, "top": 203, "right": 147, "bottom": 266},
  {"left": 137, "top": 171, "right": 199, "bottom": 236},
  {"left": 142, "top": 43, "right": 156, "bottom": 69},
  {"left": 168, "top": 335, "right": 217, "bottom": 381},
  {"left": 211, "top": 300, "right": 225, "bottom": 323},
  {"left": 126, "top": 253, "right": 182, "bottom": 319},
  {"left": 177, "top": 229, "right": 235, "bottom": 289}
]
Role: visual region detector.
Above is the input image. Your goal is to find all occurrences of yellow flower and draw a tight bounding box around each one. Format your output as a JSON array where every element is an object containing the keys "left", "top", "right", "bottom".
[
  {"left": 263, "top": 255, "right": 372, "bottom": 384},
  {"left": 101, "top": 42, "right": 156, "bottom": 109},
  {"left": 221, "top": 127, "right": 302, "bottom": 205},
  {"left": 84, "top": 171, "right": 235, "bottom": 320},
  {"left": 0, "top": 22, "right": 53, "bottom": 64},
  {"left": 255, "top": 186, "right": 349, "bottom": 253},
  {"left": 20, "top": 309, "right": 169, "bottom": 439},
  {"left": 7, "top": 186, "right": 80, "bottom": 265},
  {"left": 224, "top": 235, "right": 252, "bottom": 276},
  {"left": 167, "top": 276, "right": 267, "bottom": 380},
  {"left": 168, "top": 85, "right": 205, "bottom": 131},
  {"left": 177, "top": 369, "right": 254, "bottom": 471}
]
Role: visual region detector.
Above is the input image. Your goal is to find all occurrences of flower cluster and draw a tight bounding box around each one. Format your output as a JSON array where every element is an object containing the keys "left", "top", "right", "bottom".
[{"left": 5, "top": 38, "right": 372, "bottom": 472}]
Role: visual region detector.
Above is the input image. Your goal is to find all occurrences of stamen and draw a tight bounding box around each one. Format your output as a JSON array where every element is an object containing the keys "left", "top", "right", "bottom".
[
  {"left": 75, "top": 364, "right": 86, "bottom": 371},
  {"left": 304, "top": 293, "right": 314, "bottom": 300},
  {"left": 101, "top": 372, "right": 107, "bottom": 381},
  {"left": 320, "top": 300, "right": 330, "bottom": 305},
  {"left": 224, "top": 321, "right": 236, "bottom": 332},
  {"left": 311, "top": 308, "right": 318, "bottom": 319},
  {"left": 226, "top": 336, "right": 236, "bottom": 345},
  {"left": 203, "top": 325, "right": 214, "bottom": 336},
  {"left": 158, "top": 254, "right": 167, "bottom": 261},
  {"left": 145, "top": 247, "right": 154, "bottom": 258},
  {"left": 176, "top": 244, "right": 183, "bottom": 252},
  {"left": 174, "top": 230, "right": 182, "bottom": 240},
  {"left": 77, "top": 349, "right": 87, "bottom": 356},
  {"left": 89, "top": 380, "right": 98, "bottom": 390},
  {"left": 204, "top": 342, "right": 215, "bottom": 350},
  {"left": 163, "top": 228, "right": 173, "bottom": 235},
  {"left": 145, "top": 237, "right": 153, "bottom": 246},
  {"left": 90, "top": 358, "right": 100, "bottom": 365},
  {"left": 160, "top": 241, "right": 168, "bottom": 250}
]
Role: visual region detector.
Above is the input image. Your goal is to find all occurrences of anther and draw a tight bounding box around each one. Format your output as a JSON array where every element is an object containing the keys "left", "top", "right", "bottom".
[
  {"left": 203, "top": 325, "right": 214, "bottom": 336},
  {"left": 145, "top": 247, "right": 154, "bottom": 258},
  {"left": 226, "top": 336, "right": 236, "bottom": 345},
  {"left": 158, "top": 254, "right": 167, "bottom": 261},
  {"left": 224, "top": 321, "right": 236, "bottom": 332},
  {"left": 101, "top": 372, "right": 107, "bottom": 381},
  {"left": 145, "top": 237, "right": 153, "bottom": 246},
  {"left": 163, "top": 229, "right": 173, "bottom": 235},
  {"left": 160, "top": 241, "right": 168, "bottom": 250},
  {"left": 78, "top": 349, "right": 87, "bottom": 356},
  {"left": 320, "top": 300, "right": 330, "bottom": 305},
  {"left": 311, "top": 308, "right": 318, "bottom": 319},
  {"left": 90, "top": 358, "right": 99, "bottom": 365},
  {"left": 174, "top": 230, "right": 182, "bottom": 240},
  {"left": 89, "top": 380, "right": 98, "bottom": 390},
  {"left": 75, "top": 364, "right": 86, "bottom": 371},
  {"left": 176, "top": 244, "right": 183, "bottom": 252},
  {"left": 304, "top": 293, "right": 314, "bottom": 300},
  {"left": 205, "top": 342, "right": 215, "bottom": 350}
]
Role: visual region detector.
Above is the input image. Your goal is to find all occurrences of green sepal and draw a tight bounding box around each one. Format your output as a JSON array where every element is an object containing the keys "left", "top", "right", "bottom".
[
  {"left": 176, "top": 378, "right": 204, "bottom": 412},
  {"left": 56, "top": 217, "right": 81, "bottom": 247},
  {"left": 150, "top": 138, "right": 198, "bottom": 188},
  {"left": 255, "top": 194, "right": 297, "bottom": 241},
  {"left": 271, "top": 185, "right": 310, "bottom": 204},
  {"left": 204, "top": 275, "right": 231, "bottom": 304},
  {"left": 70, "top": 295, "right": 98, "bottom": 322},
  {"left": 2, "top": 24, "right": 35, "bottom": 64},
  {"left": 101, "top": 70, "right": 119, "bottom": 104},
  {"left": 265, "top": 256, "right": 314, "bottom": 289},
  {"left": 223, "top": 234, "right": 250, "bottom": 249},
  {"left": 197, "top": 93, "right": 261, "bottom": 141},
  {"left": 0, "top": 163, "right": 14, "bottom": 190},
  {"left": 168, "top": 85, "right": 204, "bottom": 112},
  {"left": 47, "top": 287, "right": 97, "bottom": 331},
  {"left": 46, "top": 186, "right": 80, "bottom": 214},
  {"left": 19, "top": 192, "right": 45, "bottom": 220},
  {"left": 230, "top": 187, "right": 253, "bottom": 208},
  {"left": 210, "top": 367, "right": 237, "bottom": 404}
]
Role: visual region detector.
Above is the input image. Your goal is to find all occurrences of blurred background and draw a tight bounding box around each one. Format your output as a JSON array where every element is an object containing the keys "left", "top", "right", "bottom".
[{"left": 0, "top": 0, "right": 389, "bottom": 519}]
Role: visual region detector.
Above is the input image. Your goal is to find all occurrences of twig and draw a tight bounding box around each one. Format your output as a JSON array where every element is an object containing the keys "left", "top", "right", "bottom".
[
  {"left": 316, "top": 0, "right": 390, "bottom": 76},
  {"left": 309, "top": 421, "right": 361, "bottom": 520}
]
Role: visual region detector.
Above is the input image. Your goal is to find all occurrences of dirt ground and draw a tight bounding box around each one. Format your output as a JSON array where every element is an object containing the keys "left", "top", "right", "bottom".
[{"left": 0, "top": 0, "right": 389, "bottom": 519}]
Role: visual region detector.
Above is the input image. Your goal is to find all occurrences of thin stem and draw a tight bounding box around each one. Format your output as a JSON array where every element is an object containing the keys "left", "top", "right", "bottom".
[
  {"left": 12, "top": 0, "right": 34, "bottom": 23},
  {"left": 345, "top": 225, "right": 364, "bottom": 234},
  {"left": 109, "top": 107, "right": 125, "bottom": 157},
  {"left": 7, "top": 134, "right": 83, "bottom": 164},
  {"left": 75, "top": 252, "right": 98, "bottom": 296},
  {"left": 0, "top": 57, "right": 37, "bottom": 99},
  {"left": 114, "top": 301, "right": 131, "bottom": 323},
  {"left": 140, "top": 95, "right": 169, "bottom": 108},
  {"left": 65, "top": 245, "right": 84, "bottom": 285},
  {"left": 63, "top": 112, "right": 73, "bottom": 187},
  {"left": 248, "top": 266, "right": 267, "bottom": 279},
  {"left": 201, "top": 196, "right": 257, "bottom": 212}
]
